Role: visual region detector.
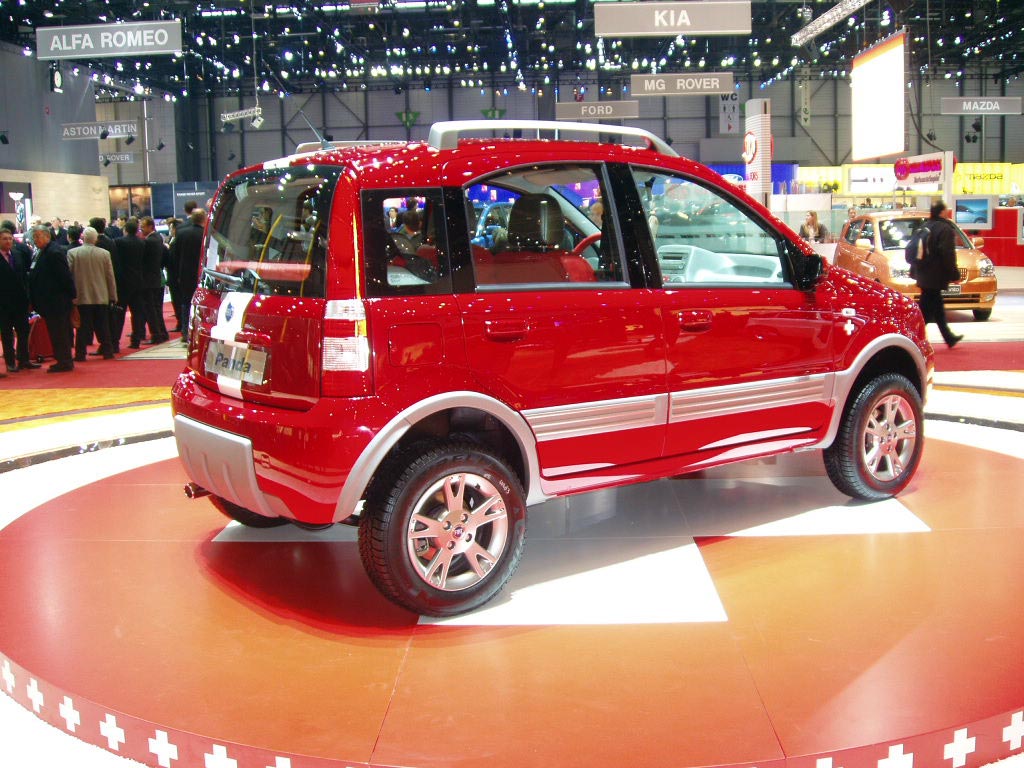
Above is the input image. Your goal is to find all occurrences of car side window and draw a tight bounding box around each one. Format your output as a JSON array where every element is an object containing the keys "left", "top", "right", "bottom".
[
  {"left": 361, "top": 190, "right": 452, "bottom": 297},
  {"left": 465, "top": 165, "right": 625, "bottom": 289},
  {"left": 844, "top": 221, "right": 863, "bottom": 244},
  {"left": 858, "top": 221, "right": 875, "bottom": 245},
  {"left": 631, "top": 168, "right": 787, "bottom": 286}
]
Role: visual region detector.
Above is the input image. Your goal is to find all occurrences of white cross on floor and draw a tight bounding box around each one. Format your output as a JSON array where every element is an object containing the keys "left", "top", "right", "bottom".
[
  {"left": 205, "top": 744, "right": 238, "bottom": 768},
  {"left": 25, "top": 678, "right": 44, "bottom": 713},
  {"left": 59, "top": 696, "right": 81, "bottom": 733},
  {"left": 149, "top": 729, "right": 179, "bottom": 768},
  {"left": 878, "top": 744, "right": 914, "bottom": 768},
  {"left": 1, "top": 659, "right": 14, "bottom": 693},
  {"left": 100, "top": 713, "right": 126, "bottom": 751},
  {"left": 1005, "top": 711, "right": 1024, "bottom": 751},
  {"left": 944, "top": 728, "right": 976, "bottom": 768}
]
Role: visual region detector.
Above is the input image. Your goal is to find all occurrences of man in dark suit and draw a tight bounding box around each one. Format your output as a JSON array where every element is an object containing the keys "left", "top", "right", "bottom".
[
  {"left": 139, "top": 216, "right": 169, "bottom": 344},
  {"left": 89, "top": 217, "right": 122, "bottom": 352},
  {"left": 113, "top": 218, "right": 147, "bottom": 349},
  {"left": 174, "top": 208, "right": 207, "bottom": 343},
  {"left": 27, "top": 225, "right": 76, "bottom": 373},
  {"left": 0, "top": 225, "right": 41, "bottom": 372}
]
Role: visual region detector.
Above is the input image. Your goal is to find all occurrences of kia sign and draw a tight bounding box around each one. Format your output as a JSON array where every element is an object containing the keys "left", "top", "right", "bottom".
[
  {"left": 595, "top": 1, "right": 751, "bottom": 37},
  {"left": 62, "top": 121, "right": 138, "bottom": 140},
  {"left": 631, "top": 73, "right": 734, "bottom": 96},
  {"left": 37, "top": 21, "right": 183, "bottom": 60},
  {"left": 555, "top": 100, "right": 640, "bottom": 121},
  {"left": 940, "top": 97, "right": 1022, "bottom": 115}
]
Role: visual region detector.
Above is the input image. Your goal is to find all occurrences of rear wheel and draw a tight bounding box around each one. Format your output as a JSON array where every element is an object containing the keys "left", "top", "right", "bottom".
[
  {"left": 823, "top": 373, "right": 923, "bottom": 501},
  {"left": 359, "top": 440, "right": 527, "bottom": 616},
  {"left": 973, "top": 308, "right": 992, "bottom": 321},
  {"left": 209, "top": 495, "right": 289, "bottom": 528}
]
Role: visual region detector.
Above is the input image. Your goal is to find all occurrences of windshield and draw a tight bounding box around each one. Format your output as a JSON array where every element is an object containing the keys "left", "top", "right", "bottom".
[
  {"left": 879, "top": 217, "right": 974, "bottom": 252},
  {"left": 202, "top": 165, "right": 340, "bottom": 297}
]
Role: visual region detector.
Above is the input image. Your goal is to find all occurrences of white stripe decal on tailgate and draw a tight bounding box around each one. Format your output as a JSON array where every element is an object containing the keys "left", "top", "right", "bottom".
[{"left": 212, "top": 292, "right": 254, "bottom": 399}]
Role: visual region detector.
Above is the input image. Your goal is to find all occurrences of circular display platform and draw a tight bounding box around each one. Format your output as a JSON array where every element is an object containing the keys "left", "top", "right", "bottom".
[{"left": 1, "top": 421, "right": 1022, "bottom": 768}]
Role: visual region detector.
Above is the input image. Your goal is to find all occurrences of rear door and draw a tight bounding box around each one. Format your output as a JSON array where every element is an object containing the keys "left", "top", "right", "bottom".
[{"left": 455, "top": 163, "right": 669, "bottom": 481}]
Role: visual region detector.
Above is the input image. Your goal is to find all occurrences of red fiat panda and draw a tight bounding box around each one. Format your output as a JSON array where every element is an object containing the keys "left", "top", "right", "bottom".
[{"left": 172, "top": 120, "right": 934, "bottom": 616}]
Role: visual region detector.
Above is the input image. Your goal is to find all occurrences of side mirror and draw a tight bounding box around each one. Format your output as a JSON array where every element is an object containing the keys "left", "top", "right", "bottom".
[
  {"left": 794, "top": 251, "right": 824, "bottom": 291},
  {"left": 854, "top": 238, "right": 872, "bottom": 249},
  {"left": 971, "top": 236, "right": 985, "bottom": 249}
]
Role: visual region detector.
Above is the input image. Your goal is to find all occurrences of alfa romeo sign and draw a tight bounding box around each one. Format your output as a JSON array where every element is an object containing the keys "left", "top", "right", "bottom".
[{"left": 37, "top": 21, "right": 182, "bottom": 60}]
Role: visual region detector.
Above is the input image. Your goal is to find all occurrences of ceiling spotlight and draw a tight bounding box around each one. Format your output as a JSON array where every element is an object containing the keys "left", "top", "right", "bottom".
[
  {"left": 971, "top": 118, "right": 982, "bottom": 133},
  {"left": 228, "top": 151, "right": 236, "bottom": 160},
  {"left": 250, "top": 114, "right": 264, "bottom": 129},
  {"left": 125, "top": 135, "right": 135, "bottom": 145},
  {"left": 156, "top": 140, "right": 166, "bottom": 151},
  {"left": 926, "top": 129, "right": 936, "bottom": 141},
  {"left": 99, "top": 129, "right": 110, "bottom": 140},
  {"left": 0, "top": 132, "right": 8, "bottom": 146},
  {"left": 102, "top": 158, "right": 111, "bottom": 167}
]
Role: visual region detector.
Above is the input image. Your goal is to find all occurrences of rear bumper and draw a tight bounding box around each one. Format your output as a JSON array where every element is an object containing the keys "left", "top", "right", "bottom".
[{"left": 171, "top": 371, "right": 378, "bottom": 525}]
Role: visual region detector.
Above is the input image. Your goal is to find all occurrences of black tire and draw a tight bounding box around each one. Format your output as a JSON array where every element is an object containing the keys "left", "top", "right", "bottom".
[
  {"left": 359, "top": 440, "right": 527, "bottom": 616},
  {"left": 823, "top": 373, "right": 923, "bottom": 501},
  {"left": 209, "top": 495, "right": 289, "bottom": 528},
  {"left": 973, "top": 308, "right": 992, "bottom": 321}
]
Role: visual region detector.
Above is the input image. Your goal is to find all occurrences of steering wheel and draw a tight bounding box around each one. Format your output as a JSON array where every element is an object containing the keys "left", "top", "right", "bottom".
[{"left": 571, "top": 232, "right": 602, "bottom": 258}]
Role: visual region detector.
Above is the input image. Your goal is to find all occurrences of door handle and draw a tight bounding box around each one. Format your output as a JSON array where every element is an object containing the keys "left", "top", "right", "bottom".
[
  {"left": 484, "top": 319, "right": 529, "bottom": 342},
  {"left": 679, "top": 310, "right": 713, "bottom": 333}
]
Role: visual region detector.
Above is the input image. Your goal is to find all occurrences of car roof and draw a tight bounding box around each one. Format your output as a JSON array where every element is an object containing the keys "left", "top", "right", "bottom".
[{"left": 239, "top": 120, "right": 727, "bottom": 192}]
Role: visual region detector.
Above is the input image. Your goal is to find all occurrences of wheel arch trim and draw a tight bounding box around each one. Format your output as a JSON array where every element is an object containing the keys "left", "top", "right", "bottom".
[
  {"left": 333, "top": 391, "right": 544, "bottom": 522},
  {"left": 821, "top": 334, "right": 931, "bottom": 449}
]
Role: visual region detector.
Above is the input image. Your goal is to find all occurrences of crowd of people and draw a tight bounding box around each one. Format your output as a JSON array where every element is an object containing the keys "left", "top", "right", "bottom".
[{"left": 0, "top": 203, "right": 207, "bottom": 376}]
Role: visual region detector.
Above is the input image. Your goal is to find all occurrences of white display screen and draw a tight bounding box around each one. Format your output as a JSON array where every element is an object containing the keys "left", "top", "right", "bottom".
[{"left": 851, "top": 33, "right": 906, "bottom": 161}]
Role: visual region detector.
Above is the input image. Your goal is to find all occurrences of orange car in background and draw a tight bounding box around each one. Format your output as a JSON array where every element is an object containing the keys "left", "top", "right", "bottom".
[{"left": 835, "top": 210, "right": 997, "bottom": 321}]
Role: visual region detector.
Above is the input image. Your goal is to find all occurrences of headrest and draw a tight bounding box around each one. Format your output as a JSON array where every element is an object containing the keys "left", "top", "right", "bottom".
[{"left": 507, "top": 193, "right": 564, "bottom": 250}]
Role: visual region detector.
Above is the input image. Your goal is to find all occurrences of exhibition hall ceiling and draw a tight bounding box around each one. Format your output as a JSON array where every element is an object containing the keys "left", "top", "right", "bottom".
[{"left": 0, "top": 0, "right": 1021, "bottom": 99}]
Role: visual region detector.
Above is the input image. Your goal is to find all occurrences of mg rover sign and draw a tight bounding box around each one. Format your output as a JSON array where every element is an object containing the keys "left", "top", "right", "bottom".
[
  {"left": 37, "top": 21, "right": 182, "bottom": 60},
  {"left": 556, "top": 100, "right": 640, "bottom": 121},
  {"left": 631, "top": 73, "right": 734, "bottom": 96},
  {"left": 595, "top": 1, "right": 751, "bottom": 37}
]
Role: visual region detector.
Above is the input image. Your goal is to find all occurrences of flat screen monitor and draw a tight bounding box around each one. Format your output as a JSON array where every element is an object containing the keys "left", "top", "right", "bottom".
[{"left": 953, "top": 195, "right": 995, "bottom": 230}]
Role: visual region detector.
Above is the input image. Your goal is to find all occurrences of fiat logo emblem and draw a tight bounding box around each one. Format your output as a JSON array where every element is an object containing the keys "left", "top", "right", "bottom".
[{"left": 225, "top": 302, "right": 234, "bottom": 321}]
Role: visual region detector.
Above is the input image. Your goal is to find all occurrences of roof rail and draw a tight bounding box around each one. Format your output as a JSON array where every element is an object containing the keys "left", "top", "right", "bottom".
[
  {"left": 294, "top": 139, "right": 404, "bottom": 154},
  {"left": 427, "top": 119, "right": 678, "bottom": 157}
]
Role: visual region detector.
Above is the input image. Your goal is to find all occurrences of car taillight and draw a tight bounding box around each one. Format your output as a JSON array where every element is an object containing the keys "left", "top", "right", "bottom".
[{"left": 322, "top": 299, "right": 372, "bottom": 397}]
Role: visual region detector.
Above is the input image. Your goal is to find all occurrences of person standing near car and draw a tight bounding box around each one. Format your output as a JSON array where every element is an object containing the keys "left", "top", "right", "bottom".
[
  {"left": 28, "top": 224, "right": 77, "bottom": 372},
  {"left": 175, "top": 208, "right": 206, "bottom": 343},
  {"left": 917, "top": 200, "right": 963, "bottom": 349},
  {"left": 67, "top": 227, "right": 118, "bottom": 360},
  {"left": 139, "top": 216, "right": 169, "bottom": 345},
  {"left": 0, "top": 225, "right": 41, "bottom": 373}
]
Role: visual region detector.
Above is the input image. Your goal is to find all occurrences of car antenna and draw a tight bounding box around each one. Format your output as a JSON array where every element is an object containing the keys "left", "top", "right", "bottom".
[
  {"left": 260, "top": 58, "right": 332, "bottom": 150},
  {"left": 297, "top": 109, "right": 331, "bottom": 150}
]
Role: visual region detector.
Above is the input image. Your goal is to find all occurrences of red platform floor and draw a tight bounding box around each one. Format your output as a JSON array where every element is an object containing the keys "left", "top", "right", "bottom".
[{"left": 0, "top": 418, "right": 1022, "bottom": 768}]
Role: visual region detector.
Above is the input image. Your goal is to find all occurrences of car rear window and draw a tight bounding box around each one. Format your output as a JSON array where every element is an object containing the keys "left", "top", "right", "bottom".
[{"left": 203, "top": 165, "right": 340, "bottom": 298}]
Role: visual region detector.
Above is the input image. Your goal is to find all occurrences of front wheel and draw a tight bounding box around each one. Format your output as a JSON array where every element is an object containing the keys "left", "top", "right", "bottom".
[
  {"left": 823, "top": 373, "right": 923, "bottom": 501},
  {"left": 973, "top": 308, "right": 992, "bottom": 321},
  {"left": 359, "top": 440, "right": 526, "bottom": 616}
]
